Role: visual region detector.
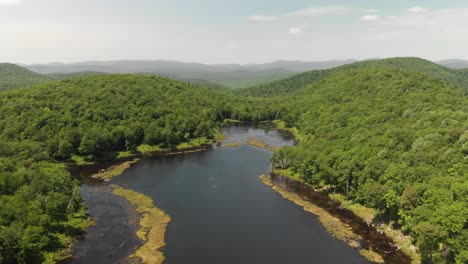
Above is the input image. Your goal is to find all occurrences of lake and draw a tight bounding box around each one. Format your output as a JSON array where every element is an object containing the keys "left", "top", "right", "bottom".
[{"left": 109, "top": 125, "right": 367, "bottom": 264}]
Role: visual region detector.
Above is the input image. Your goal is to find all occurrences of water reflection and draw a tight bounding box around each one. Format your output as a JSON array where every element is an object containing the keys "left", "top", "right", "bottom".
[{"left": 222, "top": 123, "right": 294, "bottom": 147}]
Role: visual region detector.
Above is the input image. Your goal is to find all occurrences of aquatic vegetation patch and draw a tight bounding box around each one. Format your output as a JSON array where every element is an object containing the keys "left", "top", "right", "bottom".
[
  {"left": 223, "top": 142, "right": 242, "bottom": 147},
  {"left": 90, "top": 159, "right": 140, "bottom": 181},
  {"left": 247, "top": 138, "right": 278, "bottom": 151},
  {"left": 359, "top": 248, "right": 385, "bottom": 263},
  {"left": 112, "top": 186, "right": 171, "bottom": 264}
]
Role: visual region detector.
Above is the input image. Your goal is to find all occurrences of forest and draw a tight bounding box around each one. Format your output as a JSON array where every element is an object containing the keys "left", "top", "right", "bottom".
[
  {"left": 0, "top": 58, "right": 466, "bottom": 263},
  {"left": 0, "top": 63, "right": 50, "bottom": 91},
  {"left": 237, "top": 57, "right": 468, "bottom": 97}
]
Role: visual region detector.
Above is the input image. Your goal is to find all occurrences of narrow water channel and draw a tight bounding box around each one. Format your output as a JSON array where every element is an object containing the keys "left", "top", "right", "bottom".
[{"left": 65, "top": 183, "right": 141, "bottom": 264}]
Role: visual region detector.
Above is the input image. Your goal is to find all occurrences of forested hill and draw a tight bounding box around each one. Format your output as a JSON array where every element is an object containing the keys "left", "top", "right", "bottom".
[
  {"left": 0, "top": 75, "right": 233, "bottom": 157},
  {"left": 0, "top": 58, "right": 467, "bottom": 263},
  {"left": 238, "top": 57, "right": 468, "bottom": 97},
  {"left": 0, "top": 74, "right": 266, "bottom": 263},
  {"left": 0, "top": 63, "right": 50, "bottom": 91},
  {"left": 272, "top": 66, "right": 468, "bottom": 263}
]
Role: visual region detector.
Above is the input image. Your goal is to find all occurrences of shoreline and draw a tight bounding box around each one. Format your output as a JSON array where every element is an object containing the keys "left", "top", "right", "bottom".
[
  {"left": 65, "top": 142, "right": 219, "bottom": 263},
  {"left": 257, "top": 121, "right": 419, "bottom": 263},
  {"left": 265, "top": 172, "right": 414, "bottom": 264},
  {"left": 67, "top": 121, "right": 416, "bottom": 264},
  {"left": 259, "top": 175, "right": 385, "bottom": 263}
]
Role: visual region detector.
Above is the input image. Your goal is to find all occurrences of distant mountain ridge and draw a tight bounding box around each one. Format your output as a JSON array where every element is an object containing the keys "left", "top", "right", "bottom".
[
  {"left": 8, "top": 57, "right": 468, "bottom": 91},
  {"left": 26, "top": 59, "right": 358, "bottom": 74},
  {"left": 24, "top": 59, "right": 358, "bottom": 88},
  {"left": 435, "top": 59, "right": 468, "bottom": 69}
]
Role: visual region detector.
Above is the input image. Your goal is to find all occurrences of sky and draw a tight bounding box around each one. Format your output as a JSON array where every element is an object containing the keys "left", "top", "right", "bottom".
[{"left": 1, "top": 0, "right": 468, "bottom": 64}]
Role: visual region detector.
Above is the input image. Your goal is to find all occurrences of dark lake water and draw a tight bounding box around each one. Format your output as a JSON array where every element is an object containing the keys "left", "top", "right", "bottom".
[
  {"left": 109, "top": 126, "right": 367, "bottom": 264},
  {"left": 66, "top": 184, "right": 141, "bottom": 264}
]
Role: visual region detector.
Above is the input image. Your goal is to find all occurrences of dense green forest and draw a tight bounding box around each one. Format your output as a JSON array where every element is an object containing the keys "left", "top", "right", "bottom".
[
  {"left": 270, "top": 66, "right": 467, "bottom": 264},
  {"left": 238, "top": 58, "right": 468, "bottom": 97},
  {"left": 0, "top": 74, "right": 266, "bottom": 263},
  {"left": 0, "top": 58, "right": 467, "bottom": 263},
  {"left": 0, "top": 63, "right": 50, "bottom": 91}
]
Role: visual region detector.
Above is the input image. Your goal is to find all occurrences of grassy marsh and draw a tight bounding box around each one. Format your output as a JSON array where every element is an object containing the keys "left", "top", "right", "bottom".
[
  {"left": 89, "top": 159, "right": 140, "bottom": 181},
  {"left": 112, "top": 186, "right": 171, "bottom": 264}
]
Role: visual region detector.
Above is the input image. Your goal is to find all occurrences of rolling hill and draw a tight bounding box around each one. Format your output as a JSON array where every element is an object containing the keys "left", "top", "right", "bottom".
[
  {"left": 0, "top": 63, "right": 50, "bottom": 91},
  {"left": 271, "top": 65, "right": 467, "bottom": 263},
  {"left": 436, "top": 59, "right": 468, "bottom": 69},
  {"left": 0, "top": 74, "right": 254, "bottom": 263},
  {"left": 0, "top": 58, "right": 466, "bottom": 263},
  {"left": 238, "top": 57, "right": 468, "bottom": 97}
]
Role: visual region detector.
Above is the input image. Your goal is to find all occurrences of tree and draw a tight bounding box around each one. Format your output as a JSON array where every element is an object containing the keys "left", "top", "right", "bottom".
[
  {"left": 57, "top": 139, "right": 73, "bottom": 160},
  {"left": 414, "top": 222, "right": 447, "bottom": 263},
  {"left": 78, "top": 135, "right": 97, "bottom": 157}
]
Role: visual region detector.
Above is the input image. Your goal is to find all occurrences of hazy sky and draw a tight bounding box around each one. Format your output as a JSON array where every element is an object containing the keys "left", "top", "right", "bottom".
[{"left": 1, "top": 0, "right": 468, "bottom": 64}]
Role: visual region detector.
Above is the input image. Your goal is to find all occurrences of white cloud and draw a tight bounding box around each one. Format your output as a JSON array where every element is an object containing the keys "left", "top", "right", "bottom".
[
  {"left": 0, "top": 0, "right": 21, "bottom": 5},
  {"left": 408, "top": 6, "right": 427, "bottom": 14},
  {"left": 288, "top": 27, "right": 302, "bottom": 35},
  {"left": 248, "top": 15, "right": 279, "bottom": 22},
  {"left": 291, "top": 6, "right": 351, "bottom": 17},
  {"left": 372, "top": 7, "right": 468, "bottom": 28},
  {"left": 361, "top": 14, "right": 380, "bottom": 21},
  {"left": 362, "top": 8, "right": 378, "bottom": 14}
]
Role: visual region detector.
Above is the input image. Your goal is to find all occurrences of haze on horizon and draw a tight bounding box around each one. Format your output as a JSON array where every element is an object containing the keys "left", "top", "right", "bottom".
[{"left": 1, "top": 0, "right": 468, "bottom": 64}]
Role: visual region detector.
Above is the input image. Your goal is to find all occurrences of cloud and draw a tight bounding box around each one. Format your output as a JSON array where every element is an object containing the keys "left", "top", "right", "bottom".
[
  {"left": 362, "top": 8, "right": 378, "bottom": 14},
  {"left": 361, "top": 14, "right": 380, "bottom": 21},
  {"left": 369, "top": 7, "right": 468, "bottom": 28},
  {"left": 291, "top": 6, "right": 351, "bottom": 17},
  {"left": 408, "top": 6, "right": 427, "bottom": 14},
  {"left": 248, "top": 15, "right": 279, "bottom": 22},
  {"left": 288, "top": 27, "right": 302, "bottom": 35},
  {"left": 0, "top": 0, "right": 21, "bottom": 5}
]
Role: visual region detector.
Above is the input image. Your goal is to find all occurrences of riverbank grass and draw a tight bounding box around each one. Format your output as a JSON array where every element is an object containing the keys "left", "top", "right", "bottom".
[
  {"left": 247, "top": 138, "right": 278, "bottom": 151},
  {"left": 329, "top": 193, "right": 421, "bottom": 264},
  {"left": 359, "top": 249, "right": 385, "bottom": 263},
  {"left": 112, "top": 186, "right": 171, "bottom": 264},
  {"left": 259, "top": 175, "right": 389, "bottom": 263},
  {"left": 259, "top": 176, "right": 361, "bottom": 243},
  {"left": 90, "top": 159, "right": 140, "bottom": 181},
  {"left": 223, "top": 142, "right": 242, "bottom": 147}
]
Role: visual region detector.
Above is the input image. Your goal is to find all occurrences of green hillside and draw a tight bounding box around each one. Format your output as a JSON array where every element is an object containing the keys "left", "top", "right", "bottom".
[
  {"left": 272, "top": 66, "right": 468, "bottom": 263},
  {"left": 239, "top": 57, "right": 468, "bottom": 97},
  {"left": 236, "top": 69, "right": 331, "bottom": 97},
  {"left": 0, "top": 74, "right": 258, "bottom": 263},
  {"left": 0, "top": 59, "right": 467, "bottom": 263},
  {"left": 0, "top": 63, "right": 50, "bottom": 91}
]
